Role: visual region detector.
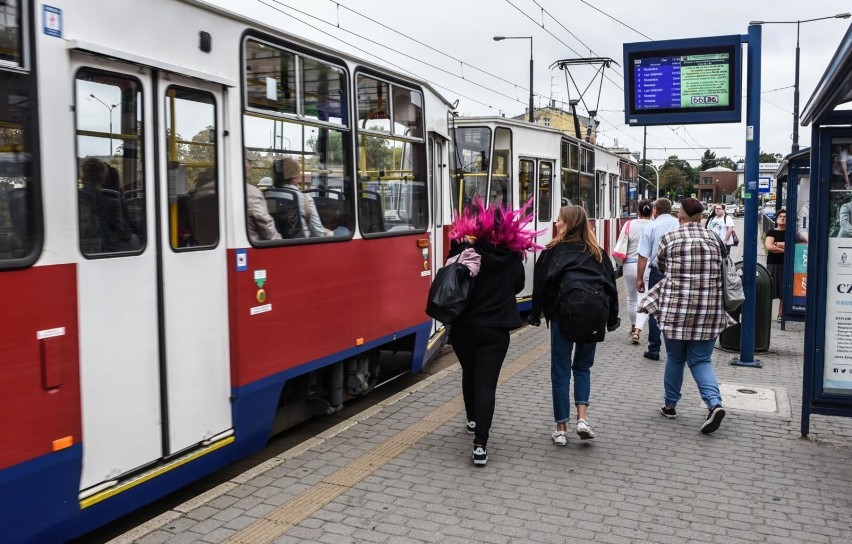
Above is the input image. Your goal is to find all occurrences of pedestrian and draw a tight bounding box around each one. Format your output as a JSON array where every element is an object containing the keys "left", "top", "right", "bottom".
[
  {"left": 706, "top": 203, "right": 736, "bottom": 246},
  {"left": 765, "top": 208, "right": 787, "bottom": 322},
  {"left": 447, "top": 198, "right": 540, "bottom": 466},
  {"left": 636, "top": 198, "right": 679, "bottom": 361},
  {"left": 528, "top": 205, "right": 620, "bottom": 445},
  {"left": 616, "top": 199, "right": 653, "bottom": 345},
  {"left": 639, "top": 198, "right": 735, "bottom": 434}
]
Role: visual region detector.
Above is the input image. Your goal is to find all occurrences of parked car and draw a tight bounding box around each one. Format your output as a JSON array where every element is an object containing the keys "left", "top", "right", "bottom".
[
  {"left": 725, "top": 204, "right": 738, "bottom": 215},
  {"left": 735, "top": 205, "right": 744, "bottom": 217},
  {"left": 761, "top": 206, "right": 776, "bottom": 221}
]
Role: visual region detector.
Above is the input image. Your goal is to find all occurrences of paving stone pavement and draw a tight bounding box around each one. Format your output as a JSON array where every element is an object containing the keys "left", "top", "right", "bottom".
[{"left": 120, "top": 227, "right": 852, "bottom": 544}]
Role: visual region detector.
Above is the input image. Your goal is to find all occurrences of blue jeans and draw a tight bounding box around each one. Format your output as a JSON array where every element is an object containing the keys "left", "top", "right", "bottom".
[
  {"left": 647, "top": 266, "right": 665, "bottom": 354},
  {"left": 551, "top": 320, "right": 596, "bottom": 423},
  {"left": 662, "top": 337, "right": 723, "bottom": 410}
]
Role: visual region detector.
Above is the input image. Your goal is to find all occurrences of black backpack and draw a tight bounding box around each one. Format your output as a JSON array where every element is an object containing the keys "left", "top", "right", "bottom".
[
  {"left": 425, "top": 262, "right": 474, "bottom": 324},
  {"left": 556, "top": 282, "right": 610, "bottom": 343}
]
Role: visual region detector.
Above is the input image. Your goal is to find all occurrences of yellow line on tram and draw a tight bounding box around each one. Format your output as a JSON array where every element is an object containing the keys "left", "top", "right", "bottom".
[{"left": 224, "top": 332, "right": 549, "bottom": 544}]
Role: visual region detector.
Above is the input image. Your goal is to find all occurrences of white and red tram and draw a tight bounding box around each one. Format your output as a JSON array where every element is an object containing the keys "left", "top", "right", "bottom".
[
  {"left": 448, "top": 117, "right": 637, "bottom": 307},
  {"left": 0, "top": 0, "right": 455, "bottom": 541}
]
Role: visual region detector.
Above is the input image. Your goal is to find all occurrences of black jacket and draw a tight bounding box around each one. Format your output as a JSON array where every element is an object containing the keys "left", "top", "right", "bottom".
[
  {"left": 448, "top": 240, "right": 525, "bottom": 329},
  {"left": 530, "top": 241, "right": 619, "bottom": 327}
]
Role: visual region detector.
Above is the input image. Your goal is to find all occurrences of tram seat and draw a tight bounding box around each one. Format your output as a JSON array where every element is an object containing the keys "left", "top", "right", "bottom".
[
  {"left": 305, "top": 189, "right": 345, "bottom": 231},
  {"left": 358, "top": 190, "right": 385, "bottom": 233},
  {"left": 265, "top": 188, "right": 303, "bottom": 239}
]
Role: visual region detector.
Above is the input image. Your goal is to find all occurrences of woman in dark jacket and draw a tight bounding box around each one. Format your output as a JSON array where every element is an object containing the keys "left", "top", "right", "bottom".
[
  {"left": 447, "top": 199, "right": 540, "bottom": 466},
  {"left": 529, "top": 205, "right": 619, "bottom": 445}
]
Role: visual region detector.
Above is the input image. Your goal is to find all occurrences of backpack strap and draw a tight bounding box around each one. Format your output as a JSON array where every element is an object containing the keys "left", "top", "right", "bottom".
[{"left": 711, "top": 231, "right": 729, "bottom": 259}]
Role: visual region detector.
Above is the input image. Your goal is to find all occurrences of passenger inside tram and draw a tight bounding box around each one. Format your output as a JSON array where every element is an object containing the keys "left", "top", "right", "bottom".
[
  {"left": 269, "top": 157, "right": 331, "bottom": 238},
  {"left": 78, "top": 157, "right": 140, "bottom": 254}
]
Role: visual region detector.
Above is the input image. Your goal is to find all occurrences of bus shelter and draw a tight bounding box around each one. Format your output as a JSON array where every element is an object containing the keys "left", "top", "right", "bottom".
[
  {"left": 799, "top": 23, "right": 852, "bottom": 435},
  {"left": 774, "top": 148, "right": 810, "bottom": 327}
]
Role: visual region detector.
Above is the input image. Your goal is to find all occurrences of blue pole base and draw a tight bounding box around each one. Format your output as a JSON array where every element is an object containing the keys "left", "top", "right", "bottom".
[{"left": 730, "top": 357, "right": 763, "bottom": 368}]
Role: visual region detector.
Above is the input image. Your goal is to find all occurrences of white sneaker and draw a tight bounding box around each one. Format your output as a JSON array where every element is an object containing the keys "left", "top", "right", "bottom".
[
  {"left": 576, "top": 419, "right": 595, "bottom": 440},
  {"left": 551, "top": 429, "right": 568, "bottom": 446}
]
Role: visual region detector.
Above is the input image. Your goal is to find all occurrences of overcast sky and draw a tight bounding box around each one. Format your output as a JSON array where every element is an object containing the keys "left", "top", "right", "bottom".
[{"left": 207, "top": 0, "right": 851, "bottom": 166}]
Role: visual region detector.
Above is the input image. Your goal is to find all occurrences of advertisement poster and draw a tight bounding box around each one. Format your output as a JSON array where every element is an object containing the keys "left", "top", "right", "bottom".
[
  {"left": 823, "top": 138, "right": 852, "bottom": 394},
  {"left": 792, "top": 175, "right": 809, "bottom": 312}
]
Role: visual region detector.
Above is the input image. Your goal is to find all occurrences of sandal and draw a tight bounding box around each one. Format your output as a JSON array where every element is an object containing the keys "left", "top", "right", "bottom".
[
  {"left": 631, "top": 328, "right": 640, "bottom": 345},
  {"left": 777, "top": 316, "right": 782, "bottom": 323}
]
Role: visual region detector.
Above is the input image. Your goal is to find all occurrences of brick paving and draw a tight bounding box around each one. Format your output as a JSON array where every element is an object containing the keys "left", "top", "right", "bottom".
[{"left": 118, "top": 224, "right": 852, "bottom": 544}]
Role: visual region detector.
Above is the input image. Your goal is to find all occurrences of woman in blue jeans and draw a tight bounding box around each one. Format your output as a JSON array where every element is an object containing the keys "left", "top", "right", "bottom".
[{"left": 529, "top": 206, "right": 619, "bottom": 444}]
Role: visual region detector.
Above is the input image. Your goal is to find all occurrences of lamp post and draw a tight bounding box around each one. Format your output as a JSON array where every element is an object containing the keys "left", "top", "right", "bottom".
[
  {"left": 493, "top": 36, "right": 534, "bottom": 123},
  {"left": 90, "top": 94, "right": 118, "bottom": 158},
  {"left": 749, "top": 13, "right": 850, "bottom": 153}
]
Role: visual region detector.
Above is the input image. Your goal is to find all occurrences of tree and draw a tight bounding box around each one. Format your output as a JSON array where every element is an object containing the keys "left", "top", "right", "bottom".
[
  {"left": 759, "top": 151, "right": 782, "bottom": 163},
  {"left": 700, "top": 149, "right": 717, "bottom": 172}
]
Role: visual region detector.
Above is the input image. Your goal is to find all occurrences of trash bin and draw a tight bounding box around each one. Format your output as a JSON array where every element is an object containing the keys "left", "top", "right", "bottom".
[{"left": 718, "top": 262, "right": 772, "bottom": 351}]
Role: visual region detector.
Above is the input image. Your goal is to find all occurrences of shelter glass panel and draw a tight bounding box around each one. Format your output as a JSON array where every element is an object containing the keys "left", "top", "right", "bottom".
[
  {"left": 165, "top": 87, "right": 219, "bottom": 249},
  {"left": 75, "top": 70, "right": 145, "bottom": 256}
]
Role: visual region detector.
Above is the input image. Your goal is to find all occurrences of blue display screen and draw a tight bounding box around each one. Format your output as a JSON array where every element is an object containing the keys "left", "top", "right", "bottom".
[{"left": 633, "top": 53, "right": 731, "bottom": 111}]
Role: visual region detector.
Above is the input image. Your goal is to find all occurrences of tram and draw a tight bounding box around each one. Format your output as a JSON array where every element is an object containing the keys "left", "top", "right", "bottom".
[
  {"left": 448, "top": 117, "right": 638, "bottom": 306},
  {"left": 0, "top": 0, "right": 455, "bottom": 541}
]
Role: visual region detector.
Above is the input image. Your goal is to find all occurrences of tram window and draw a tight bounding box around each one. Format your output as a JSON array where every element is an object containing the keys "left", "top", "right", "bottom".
[
  {"left": 245, "top": 39, "right": 297, "bottom": 116},
  {"left": 568, "top": 142, "right": 579, "bottom": 170},
  {"left": 609, "top": 173, "right": 619, "bottom": 219},
  {"left": 561, "top": 171, "right": 579, "bottom": 209},
  {"left": 242, "top": 115, "right": 353, "bottom": 242},
  {"left": 356, "top": 76, "right": 391, "bottom": 133},
  {"left": 538, "top": 162, "right": 553, "bottom": 222},
  {"left": 490, "top": 127, "right": 512, "bottom": 209},
  {"left": 579, "top": 173, "right": 596, "bottom": 217},
  {"left": 391, "top": 87, "right": 423, "bottom": 138},
  {"left": 165, "top": 87, "right": 218, "bottom": 250},
  {"left": 519, "top": 159, "right": 534, "bottom": 209},
  {"left": 301, "top": 58, "right": 346, "bottom": 125},
  {"left": 75, "top": 71, "right": 145, "bottom": 257},
  {"left": 0, "top": 0, "right": 22, "bottom": 67},
  {"left": 450, "top": 127, "right": 490, "bottom": 213},
  {"left": 356, "top": 134, "right": 427, "bottom": 234},
  {"left": 0, "top": 70, "right": 37, "bottom": 264}
]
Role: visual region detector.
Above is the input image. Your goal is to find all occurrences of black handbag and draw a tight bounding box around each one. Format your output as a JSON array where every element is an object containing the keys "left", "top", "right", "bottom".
[{"left": 425, "top": 261, "right": 474, "bottom": 323}]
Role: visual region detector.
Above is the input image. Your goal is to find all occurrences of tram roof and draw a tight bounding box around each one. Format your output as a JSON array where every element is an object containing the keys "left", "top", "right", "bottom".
[
  {"left": 183, "top": 0, "right": 454, "bottom": 109},
  {"left": 801, "top": 23, "right": 852, "bottom": 126}
]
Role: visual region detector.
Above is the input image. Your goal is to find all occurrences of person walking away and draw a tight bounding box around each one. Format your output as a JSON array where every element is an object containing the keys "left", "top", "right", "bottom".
[
  {"left": 765, "top": 209, "right": 787, "bottom": 322},
  {"left": 706, "top": 204, "right": 735, "bottom": 247},
  {"left": 617, "top": 199, "right": 653, "bottom": 344},
  {"left": 639, "top": 198, "right": 734, "bottom": 434},
  {"left": 636, "top": 198, "right": 679, "bottom": 361},
  {"left": 528, "top": 205, "right": 620, "bottom": 445},
  {"left": 448, "top": 199, "right": 540, "bottom": 466}
]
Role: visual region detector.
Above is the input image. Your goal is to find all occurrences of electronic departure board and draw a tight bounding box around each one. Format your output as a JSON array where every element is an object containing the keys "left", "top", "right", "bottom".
[{"left": 623, "top": 35, "right": 742, "bottom": 126}]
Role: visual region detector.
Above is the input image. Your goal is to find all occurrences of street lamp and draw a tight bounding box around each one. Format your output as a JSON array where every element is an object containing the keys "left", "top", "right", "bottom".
[
  {"left": 89, "top": 93, "right": 118, "bottom": 157},
  {"left": 749, "top": 13, "right": 850, "bottom": 153},
  {"left": 493, "top": 36, "right": 534, "bottom": 123}
]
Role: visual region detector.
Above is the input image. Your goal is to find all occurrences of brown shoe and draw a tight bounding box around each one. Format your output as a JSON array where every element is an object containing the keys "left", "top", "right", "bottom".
[{"left": 631, "top": 328, "right": 640, "bottom": 345}]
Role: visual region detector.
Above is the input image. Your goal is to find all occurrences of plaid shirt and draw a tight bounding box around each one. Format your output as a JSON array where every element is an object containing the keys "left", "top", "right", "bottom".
[{"left": 638, "top": 223, "right": 735, "bottom": 340}]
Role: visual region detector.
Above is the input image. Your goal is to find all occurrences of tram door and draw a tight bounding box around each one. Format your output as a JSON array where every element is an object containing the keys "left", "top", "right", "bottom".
[
  {"left": 73, "top": 56, "right": 231, "bottom": 492},
  {"left": 429, "top": 134, "right": 447, "bottom": 286}
]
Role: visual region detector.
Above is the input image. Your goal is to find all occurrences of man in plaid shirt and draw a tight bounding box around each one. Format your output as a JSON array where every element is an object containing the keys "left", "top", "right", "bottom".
[{"left": 639, "top": 198, "right": 735, "bottom": 434}]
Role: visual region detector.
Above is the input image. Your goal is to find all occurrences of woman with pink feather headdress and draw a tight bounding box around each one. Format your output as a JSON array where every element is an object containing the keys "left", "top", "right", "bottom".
[{"left": 446, "top": 198, "right": 542, "bottom": 467}]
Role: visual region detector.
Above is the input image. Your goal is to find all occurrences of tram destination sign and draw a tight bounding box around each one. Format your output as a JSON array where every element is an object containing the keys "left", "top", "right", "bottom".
[{"left": 623, "top": 35, "right": 742, "bottom": 126}]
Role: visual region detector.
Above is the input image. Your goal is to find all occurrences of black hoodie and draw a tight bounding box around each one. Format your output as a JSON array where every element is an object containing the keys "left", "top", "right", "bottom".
[{"left": 448, "top": 240, "right": 525, "bottom": 329}]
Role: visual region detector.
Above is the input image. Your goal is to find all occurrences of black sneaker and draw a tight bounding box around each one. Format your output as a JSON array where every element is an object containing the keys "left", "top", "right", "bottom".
[
  {"left": 659, "top": 406, "right": 677, "bottom": 419},
  {"left": 472, "top": 445, "right": 487, "bottom": 466},
  {"left": 701, "top": 405, "right": 726, "bottom": 434},
  {"left": 466, "top": 420, "right": 476, "bottom": 434},
  {"left": 643, "top": 351, "right": 660, "bottom": 361}
]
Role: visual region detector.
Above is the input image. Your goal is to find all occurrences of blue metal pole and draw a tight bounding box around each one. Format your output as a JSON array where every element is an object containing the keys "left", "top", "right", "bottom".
[{"left": 734, "top": 24, "right": 762, "bottom": 367}]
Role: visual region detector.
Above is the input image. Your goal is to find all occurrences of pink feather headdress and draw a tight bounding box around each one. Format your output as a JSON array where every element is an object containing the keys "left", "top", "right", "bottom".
[{"left": 449, "top": 197, "right": 544, "bottom": 255}]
